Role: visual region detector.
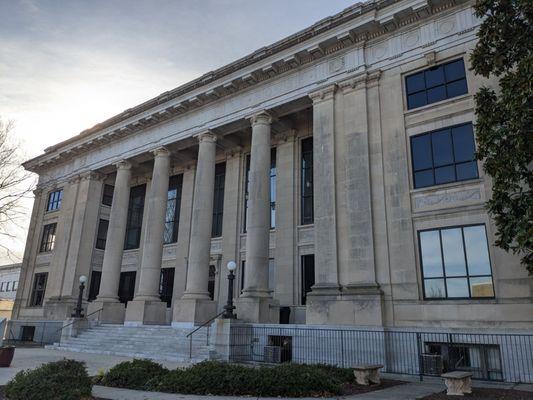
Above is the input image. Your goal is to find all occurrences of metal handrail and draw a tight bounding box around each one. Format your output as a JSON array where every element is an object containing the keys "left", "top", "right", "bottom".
[
  {"left": 186, "top": 310, "right": 225, "bottom": 358},
  {"left": 54, "top": 307, "right": 103, "bottom": 336}
]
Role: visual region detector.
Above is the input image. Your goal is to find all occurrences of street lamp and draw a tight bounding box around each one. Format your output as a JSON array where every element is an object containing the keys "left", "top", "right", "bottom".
[
  {"left": 222, "top": 261, "right": 237, "bottom": 319},
  {"left": 72, "top": 275, "right": 87, "bottom": 318}
]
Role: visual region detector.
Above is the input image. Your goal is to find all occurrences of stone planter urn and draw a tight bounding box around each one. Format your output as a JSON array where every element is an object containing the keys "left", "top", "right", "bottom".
[{"left": 0, "top": 346, "right": 15, "bottom": 367}]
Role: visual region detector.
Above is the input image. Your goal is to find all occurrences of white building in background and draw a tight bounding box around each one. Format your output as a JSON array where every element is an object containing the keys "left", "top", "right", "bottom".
[
  {"left": 0, "top": 263, "right": 21, "bottom": 320},
  {"left": 10, "top": 0, "right": 532, "bottom": 352}
]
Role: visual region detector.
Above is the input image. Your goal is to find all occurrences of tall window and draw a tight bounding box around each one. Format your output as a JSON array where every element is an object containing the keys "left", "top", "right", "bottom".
[
  {"left": 208, "top": 265, "right": 216, "bottom": 300},
  {"left": 95, "top": 219, "right": 109, "bottom": 250},
  {"left": 30, "top": 272, "right": 48, "bottom": 306},
  {"left": 40, "top": 223, "right": 57, "bottom": 253},
  {"left": 301, "top": 138, "right": 314, "bottom": 225},
  {"left": 102, "top": 184, "right": 114, "bottom": 206},
  {"left": 405, "top": 58, "right": 468, "bottom": 109},
  {"left": 212, "top": 163, "right": 226, "bottom": 237},
  {"left": 159, "top": 268, "right": 175, "bottom": 307},
  {"left": 88, "top": 271, "right": 101, "bottom": 301},
  {"left": 46, "top": 189, "right": 62, "bottom": 211},
  {"left": 301, "top": 255, "right": 315, "bottom": 305},
  {"left": 419, "top": 224, "right": 494, "bottom": 299},
  {"left": 118, "top": 271, "right": 136, "bottom": 305},
  {"left": 124, "top": 185, "right": 146, "bottom": 250},
  {"left": 164, "top": 175, "right": 183, "bottom": 244},
  {"left": 411, "top": 123, "right": 478, "bottom": 189},
  {"left": 244, "top": 149, "right": 276, "bottom": 231}
]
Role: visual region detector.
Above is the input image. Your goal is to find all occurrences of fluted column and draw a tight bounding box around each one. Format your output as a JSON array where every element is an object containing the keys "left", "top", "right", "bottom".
[
  {"left": 97, "top": 161, "right": 132, "bottom": 302},
  {"left": 182, "top": 132, "right": 217, "bottom": 299},
  {"left": 134, "top": 147, "right": 171, "bottom": 301}
]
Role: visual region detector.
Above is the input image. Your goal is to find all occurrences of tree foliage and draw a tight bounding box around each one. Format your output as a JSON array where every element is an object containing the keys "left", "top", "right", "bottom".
[{"left": 470, "top": 0, "right": 532, "bottom": 273}]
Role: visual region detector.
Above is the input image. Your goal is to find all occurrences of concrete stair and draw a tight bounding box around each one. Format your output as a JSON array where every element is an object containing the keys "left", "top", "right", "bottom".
[{"left": 46, "top": 324, "right": 210, "bottom": 362}]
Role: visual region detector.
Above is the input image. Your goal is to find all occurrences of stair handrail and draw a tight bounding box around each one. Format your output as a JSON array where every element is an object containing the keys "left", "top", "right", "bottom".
[
  {"left": 54, "top": 307, "right": 104, "bottom": 340},
  {"left": 185, "top": 310, "right": 225, "bottom": 359}
]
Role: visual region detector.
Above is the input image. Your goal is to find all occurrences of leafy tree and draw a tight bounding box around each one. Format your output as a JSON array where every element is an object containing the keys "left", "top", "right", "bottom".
[{"left": 470, "top": 0, "right": 532, "bottom": 273}]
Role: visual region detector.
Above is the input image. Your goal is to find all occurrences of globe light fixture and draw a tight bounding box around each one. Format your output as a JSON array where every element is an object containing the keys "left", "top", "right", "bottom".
[{"left": 72, "top": 275, "right": 88, "bottom": 318}]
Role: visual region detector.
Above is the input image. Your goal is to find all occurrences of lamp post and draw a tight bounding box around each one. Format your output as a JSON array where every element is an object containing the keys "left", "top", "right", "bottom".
[
  {"left": 72, "top": 275, "right": 87, "bottom": 318},
  {"left": 222, "top": 261, "right": 237, "bottom": 319}
]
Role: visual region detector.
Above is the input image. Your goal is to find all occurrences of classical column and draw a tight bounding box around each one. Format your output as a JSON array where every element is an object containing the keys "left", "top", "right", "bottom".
[
  {"left": 90, "top": 160, "right": 132, "bottom": 323},
  {"left": 125, "top": 147, "right": 170, "bottom": 325},
  {"left": 173, "top": 132, "right": 217, "bottom": 325},
  {"left": 236, "top": 111, "right": 277, "bottom": 323}
]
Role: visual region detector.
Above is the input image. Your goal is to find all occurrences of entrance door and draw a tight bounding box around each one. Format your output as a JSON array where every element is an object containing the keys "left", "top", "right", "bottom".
[{"left": 118, "top": 271, "right": 136, "bottom": 305}]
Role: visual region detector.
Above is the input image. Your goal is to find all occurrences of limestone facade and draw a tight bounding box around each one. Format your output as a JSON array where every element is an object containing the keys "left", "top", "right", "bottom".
[{"left": 11, "top": 0, "right": 533, "bottom": 332}]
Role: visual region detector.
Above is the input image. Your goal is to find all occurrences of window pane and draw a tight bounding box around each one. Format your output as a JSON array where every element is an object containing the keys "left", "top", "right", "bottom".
[
  {"left": 414, "top": 170, "right": 434, "bottom": 188},
  {"left": 435, "top": 165, "right": 456, "bottom": 184},
  {"left": 446, "top": 278, "right": 469, "bottom": 297},
  {"left": 425, "top": 66, "right": 445, "bottom": 88},
  {"left": 469, "top": 276, "right": 494, "bottom": 297},
  {"left": 406, "top": 72, "right": 425, "bottom": 94},
  {"left": 446, "top": 79, "right": 468, "bottom": 98},
  {"left": 424, "top": 279, "right": 445, "bottom": 298},
  {"left": 463, "top": 225, "right": 491, "bottom": 275},
  {"left": 408, "top": 92, "right": 426, "bottom": 109},
  {"left": 426, "top": 85, "right": 447, "bottom": 103},
  {"left": 456, "top": 161, "right": 478, "bottom": 181},
  {"left": 441, "top": 228, "right": 466, "bottom": 276},
  {"left": 420, "top": 230, "right": 443, "bottom": 278},
  {"left": 411, "top": 135, "right": 433, "bottom": 170},
  {"left": 445, "top": 59, "right": 466, "bottom": 81},
  {"left": 452, "top": 124, "right": 476, "bottom": 162},
  {"left": 432, "top": 129, "right": 454, "bottom": 167}
]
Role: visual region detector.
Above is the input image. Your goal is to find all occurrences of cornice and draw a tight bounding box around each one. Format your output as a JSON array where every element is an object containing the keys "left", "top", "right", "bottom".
[{"left": 24, "top": 0, "right": 470, "bottom": 174}]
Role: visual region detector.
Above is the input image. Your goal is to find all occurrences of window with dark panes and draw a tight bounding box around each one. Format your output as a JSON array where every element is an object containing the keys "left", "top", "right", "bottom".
[
  {"left": 124, "top": 185, "right": 146, "bottom": 250},
  {"left": 212, "top": 163, "right": 226, "bottom": 237},
  {"left": 40, "top": 223, "right": 57, "bottom": 253},
  {"left": 411, "top": 123, "right": 478, "bottom": 189},
  {"left": 406, "top": 59, "right": 468, "bottom": 109},
  {"left": 240, "top": 261, "right": 246, "bottom": 292},
  {"left": 30, "top": 272, "right": 48, "bottom": 306},
  {"left": 419, "top": 224, "right": 494, "bottom": 299},
  {"left": 159, "top": 268, "right": 175, "bottom": 307},
  {"left": 301, "top": 138, "right": 314, "bottom": 225},
  {"left": 102, "top": 184, "right": 114, "bottom": 206},
  {"left": 301, "top": 255, "right": 315, "bottom": 305},
  {"left": 208, "top": 265, "right": 216, "bottom": 300},
  {"left": 46, "top": 189, "right": 63, "bottom": 211},
  {"left": 118, "top": 271, "right": 136, "bottom": 305},
  {"left": 164, "top": 175, "right": 183, "bottom": 244},
  {"left": 88, "top": 271, "right": 101, "bottom": 301},
  {"left": 95, "top": 219, "right": 109, "bottom": 250}
]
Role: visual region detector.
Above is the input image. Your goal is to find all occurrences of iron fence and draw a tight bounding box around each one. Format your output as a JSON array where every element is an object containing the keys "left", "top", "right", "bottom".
[{"left": 229, "top": 325, "right": 533, "bottom": 383}]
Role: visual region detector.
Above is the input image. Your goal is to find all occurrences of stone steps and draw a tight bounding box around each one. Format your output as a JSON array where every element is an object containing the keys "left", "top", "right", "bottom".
[{"left": 46, "top": 324, "right": 211, "bottom": 363}]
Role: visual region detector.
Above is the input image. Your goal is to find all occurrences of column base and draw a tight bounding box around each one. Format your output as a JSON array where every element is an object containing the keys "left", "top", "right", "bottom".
[
  {"left": 124, "top": 300, "right": 167, "bottom": 326},
  {"left": 172, "top": 298, "right": 217, "bottom": 326},
  {"left": 88, "top": 300, "right": 126, "bottom": 324},
  {"left": 306, "top": 283, "right": 383, "bottom": 326},
  {"left": 235, "top": 296, "right": 278, "bottom": 323}
]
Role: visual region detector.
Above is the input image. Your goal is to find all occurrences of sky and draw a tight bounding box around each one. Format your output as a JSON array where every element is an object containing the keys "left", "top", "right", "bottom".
[{"left": 0, "top": 0, "right": 357, "bottom": 263}]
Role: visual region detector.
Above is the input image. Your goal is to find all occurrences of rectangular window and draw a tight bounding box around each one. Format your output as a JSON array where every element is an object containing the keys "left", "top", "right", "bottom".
[
  {"left": 88, "top": 271, "right": 101, "bottom": 301},
  {"left": 301, "top": 138, "right": 314, "bottom": 225},
  {"left": 40, "top": 223, "right": 57, "bottom": 253},
  {"left": 46, "top": 189, "right": 63, "bottom": 212},
  {"left": 406, "top": 58, "right": 468, "bottom": 109},
  {"left": 301, "top": 255, "right": 315, "bottom": 305},
  {"left": 411, "top": 123, "right": 478, "bottom": 189},
  {"left": 212, "top": 162, "right": 226, "bottom": 237},
  {"left": 244, "top": 148, "right": 276, "bottom": 231},
  {"left": 208, "top": 265, "right": 216, "bottom": 300},
  {"left": 0, "top": 282, "right": 4, "bottom": 291},
  {"left": 240, "top": 260, "right": 246, "bottom": 292},
  {"left": 124, "top": 185, "right": 146, "bottom": 250},
  {"left": 30, "top": 272, "right": 48, "bottom": 306},
  {"left": 164, "top": 175, "right": 183, "bottom": 244},
  {"left": 95, "top": 219, "right": 109, "bottom": 250},
  {"left": 419, "top": 224, "right": 494, "bottom": 299},
  {"left": 118, "top": 271, "right": 136, "bottom": 305},
  {"left": 159, "top": 268, "right": 175, "bottom": 307},
  {"left": 102, "top": 184, "right": 114, "bottom": 206},
  {"left": 13, "top": 281, "right": 18, "bottom": 291},
  {"left": 5, "top": 282, "right": 9, "bottom": 291}
]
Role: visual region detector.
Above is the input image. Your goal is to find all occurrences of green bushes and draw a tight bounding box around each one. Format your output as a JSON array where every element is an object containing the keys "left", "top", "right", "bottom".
[
  {"left": 102, "top": 359, "right": 168, "bottom": 390},
  {"left": 5, "top": 359, "right": 92, "bottom": 400}
]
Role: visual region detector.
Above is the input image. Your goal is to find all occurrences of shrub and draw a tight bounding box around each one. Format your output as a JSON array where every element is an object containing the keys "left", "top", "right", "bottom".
[
  {"left": 5, "top": 359, "right": 92, "bottom": 400},
  {"left": 102, "top": 359, "right": 168, "bottom": 390}
]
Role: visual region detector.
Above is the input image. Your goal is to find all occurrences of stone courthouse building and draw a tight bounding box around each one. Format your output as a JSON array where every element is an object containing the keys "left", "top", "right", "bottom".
[{"left": 10, "top": 0, "right": 533, "bottom": 354}]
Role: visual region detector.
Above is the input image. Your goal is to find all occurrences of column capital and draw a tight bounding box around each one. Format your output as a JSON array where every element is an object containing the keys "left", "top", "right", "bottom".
[
  {"left": 115, "top": 160, "right": 132, "bottom": 170},
  {"left": 195, "top": 130, "right": 217, "bottom": 144},
  {"left": 152, "top": 146, "right": 171, "bottom": 158},
  {"left": 248, "top": 110, "right": 273, "bottom": 126},
  {"left": 309, "top": 84, "right": 337, "bottom": 104},
  {"left": 80, "top": 171, "right": 106, "bottom": 182}
]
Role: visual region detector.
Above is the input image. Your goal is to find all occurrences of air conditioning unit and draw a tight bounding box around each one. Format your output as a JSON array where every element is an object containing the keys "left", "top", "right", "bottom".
[
  {"left": 421, "top": 353, "right": 443, "bottom": 375},
  {"left": 264, "top": 346, "right": 282, "bottom": 363}
]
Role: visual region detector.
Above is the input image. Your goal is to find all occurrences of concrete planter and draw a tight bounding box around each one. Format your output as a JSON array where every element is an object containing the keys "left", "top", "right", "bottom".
[{"left": 0, "top": 346, "right": 15, "bottom": 367}]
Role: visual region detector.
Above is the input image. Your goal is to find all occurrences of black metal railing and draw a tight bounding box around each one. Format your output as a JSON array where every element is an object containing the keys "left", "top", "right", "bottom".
[
  {"left": 229, "top": 325, "right": 533, "bottom": 384},
  {"left": 186, "top": 310, "right": 225, "bottom": 359}
]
